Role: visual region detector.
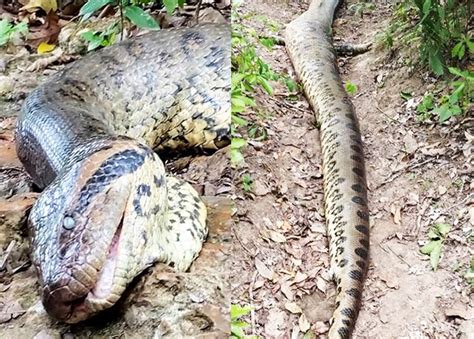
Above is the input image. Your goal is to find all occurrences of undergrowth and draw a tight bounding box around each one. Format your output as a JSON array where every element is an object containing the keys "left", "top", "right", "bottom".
[
  {"left": 231, "top": 1, "right": 296, "bottom": 193},
  {"left": 377, "top": 0, "right": 472, "bottom": 122}
]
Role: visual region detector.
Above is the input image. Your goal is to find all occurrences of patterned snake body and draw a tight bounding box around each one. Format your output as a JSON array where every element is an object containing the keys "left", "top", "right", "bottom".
[
  {"left": 285, "top": 1, "right": 369, "bottom": 337},
  {"left": 15, "top": 24, "right": 230, "bottom": 323}
]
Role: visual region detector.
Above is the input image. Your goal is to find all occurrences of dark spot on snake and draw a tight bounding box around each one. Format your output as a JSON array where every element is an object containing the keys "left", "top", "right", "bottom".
[
  {"left": 335, "top": 236, "right": 347, "bottom": 245},
  {"left": 341, "top": 308, "right": 356, "bottom": 319},
  {"left": 337, "top": 286, "right": 342, "bottom": 293},
  {"left": 336, "top": 246, "right": 344, "bottom": 256},
  {"left": 351, "top": 196, "right": 365, "bottom": 205},
  {"left": 342, "top": 319, "right": 352, "bottom": 327},
  {"left": 357, "top": 210, "right": 369, "bottom": 221},
  {"left": 339, "top": 259, "right": 348, "bottom": 267},
  {"left": 351, "top": 184, "right": 363, "bottom": 193},
  {"left": 350, "top": 134, "right": 362, "bottom": 144},
  {"left": 351, "top": 155, "right": 363, "bottom": 163},
  {"left": 334, "top": 205, "right": 343, "bottom": 215},
  {"left": 133, "top": 197, "right": 143, "bottom": 216},
  {"left": 154, "top": 175, "right": 164, "bottom": 187},
  {"left": 355, "top": 247, "right": 368, "bottom": 259},
  {"left": 346, "top": 288, "right": 361, "bottom": 299},
  {"left": 349, "top": 270, "right": 363, "bottom": 282},
  {"left": 350, "top": 145, "right": 362, "bottom": 153},
  {"left": 360, "top": 239, "right": 369, "bottom": 249},
  {"left": 338, "top": 327, "right": 350, "bottom": 338},
  {"left": 137, "top": 184, "right": 151, "bottom": 197},
  {"left": 356, "top": 260, "right": 366, "bottom": 269},
  {"left": 334, "top": 229, "right": 344, "bottom": 237},
  {"left": 355, "top": 224, "right": 369, "bottom": 235},
  {"left": 352, "top": 167, "right": 364, "bottom": 177},
  {"left": 346, "top": 123, "right": 358, "bottom": 131}
]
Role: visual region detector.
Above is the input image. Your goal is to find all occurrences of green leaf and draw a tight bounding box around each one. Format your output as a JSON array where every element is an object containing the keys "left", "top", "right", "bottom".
[
  {"left": 232, "top": 114, "right": 248, "bottom": 126},
  {"left": 257, "top": 77, "right": 273, "bottom": 95},
  {"left": 163, "top": 0, "right": 179, "bottom": 15},
  {"left": 124, "top": 5, "right": 159, "bottom": 29},
  {"left": 429, "top": 241, "right": 442, "bottom": 270},
  {"left": 420, "top": 239, "right": 441, "bottom": 254},
  {"left": 435, "top": 104, "right": 452, "bottom": 122},
  {"left": 230, "top": 148, "right": 245, "bottom": 165},
  {"left": 466, "top": 39, "right": 474, "bottom": 53},
  {"left": 428, "top": 51, "right": 444, "bottom": 76},
  {"left": 451, "top": 42, "right": 463, "bottom": 58},
  {"left": 231, "top": 138, "right": 246, "bottom": 149},
  {"left": 400, "top": 91, "right": 412, "bottom": 101},
  {"left": 435, "top": 223, "right": 451, "bottom": 237},
  {"left": 231, "top": 304, "right": 252, "bottom": 320},
  {"left": 80, "top": 0, "right": 115, "bottom": 20},
  {"left": 345, "top": 81, "right": 358, "bottom": 95}
]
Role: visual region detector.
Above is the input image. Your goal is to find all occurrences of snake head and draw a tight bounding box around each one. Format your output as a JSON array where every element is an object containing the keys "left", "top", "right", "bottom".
[{"left": 28, "top": 141, "right": 167, "bottom": 323}]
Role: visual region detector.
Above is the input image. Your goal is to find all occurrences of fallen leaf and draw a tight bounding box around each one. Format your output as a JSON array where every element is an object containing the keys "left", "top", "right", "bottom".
[
  {"left": 285, "top": 302, "right": 302, "bottom": 314},
  {"left": 21, "top": 0, "right": 57, "bottom": 13},
  {"left": 281, "top": 281, "right": 294, "bottom": 300},
  {"left": 316, "top": 277, "right": 327, "bottom": 293},
  {"left": 37, "top": 41, "right": 55, "bottom": 54},
  {"left": 438, "top": 185, "right": 447, "bottom": 195},
  {"left": 27, "top": 11, "right": 60, "bottom": 47},
  {"left": 253, "top": 279, "right": 265, "bottom": 289},
  {"left": 269, "top": 230, "right": 286, "bottom": 243},
  {"left": 294, "top": 271, "right": 308, "bottom": 283},
  {"left": 314, "top": 321, "right": 329, "bottom": 334},
  {"left": 255, "top": 258, "right": 275, "bottom": 280},
  {"left": 469, "top": 207, "right": 474, "bottom": 226},
  {"left": 403, "top": 132, "right": 418, "bottom": 154},
  {"left": 390, "top": 204, "right": 401, "bottom": 225},
  {"left": 299, "top": 313, "right": 311, "bottom": 332}
]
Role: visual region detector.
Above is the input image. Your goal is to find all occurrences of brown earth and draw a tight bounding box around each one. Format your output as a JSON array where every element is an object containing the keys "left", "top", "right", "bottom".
[{"left": 231, "top": 1, "right": 473, "bottom": 338}]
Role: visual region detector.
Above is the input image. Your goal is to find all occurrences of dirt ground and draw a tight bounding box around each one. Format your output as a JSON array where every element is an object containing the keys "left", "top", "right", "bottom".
[
  {"left": 231, "top": 1, "right": 473, "bottom": 338},
  {"left": 0, "top": 3, "right": 231, "bottom": 338}
]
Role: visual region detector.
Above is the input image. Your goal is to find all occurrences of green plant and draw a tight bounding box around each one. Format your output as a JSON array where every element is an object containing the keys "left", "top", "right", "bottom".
[
  {"left": 348, "top": 1, "right": 375, "bottom": 17},
  {"left": 81, "top": 23, "right": 119, "bottom": 51},
  {"left": 0, "top": 19, "right": 28, "bottom": 47},
  {"left": 231, "top": 304, "right": 257, "bottom": 338},
  {"left": 79, "top": 0, "right": 186, "bottom": 30},
  {"left": 417, "top": 67, "right": 473, "bottom": 122},
  {"left": 345, "top": 80, "right": 358, "bottom": 95},
  {"left": 387, "top": 0, "right": 471, "bottom": 75},
  {"left": 242, "top": 174, "right": 253, "bottom": 192},
  {"left": 231, "top": 137, "right": 246, "bottom": 166},
  {"left": 420, "top": 223, "right": 451, "bottom": 270}
]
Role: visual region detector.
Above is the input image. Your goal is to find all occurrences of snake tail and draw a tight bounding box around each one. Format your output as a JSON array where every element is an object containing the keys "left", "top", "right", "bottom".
[{"left": 285, "top": 1, "right": 370, "bottom": 338}]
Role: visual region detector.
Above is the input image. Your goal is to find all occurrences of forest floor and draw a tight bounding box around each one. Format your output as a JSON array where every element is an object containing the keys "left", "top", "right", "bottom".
[
  {"left": 231, "top": 1, "right": 473, "bottom": 338},
  {"left": 0, "top": 2, "right": 231, "bottom": 338}
]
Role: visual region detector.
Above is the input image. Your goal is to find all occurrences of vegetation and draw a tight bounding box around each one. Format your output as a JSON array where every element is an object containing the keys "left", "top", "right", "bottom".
[
  {"left": 378, "top": 0, "right": 472, "bottom": 122},
  {"left": 231, "top": 304, "right": 256, "bottom": 338},
  {"left": 420, "top": 223, "right": 451, "bottom": 270},
  {"left": 0, "top": 18, "right": 28, "bottom": 47}
]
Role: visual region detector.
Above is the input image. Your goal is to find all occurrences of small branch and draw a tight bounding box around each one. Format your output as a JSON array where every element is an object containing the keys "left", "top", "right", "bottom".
[{"left": 194, "top": 0, "right": 203, "bottom": 24}]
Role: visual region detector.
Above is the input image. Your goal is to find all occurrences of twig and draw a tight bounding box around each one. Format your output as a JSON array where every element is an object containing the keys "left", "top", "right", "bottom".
[
  {"left": 0, "top": 240, "right": 15, "bottom": 271},
  {"left": 378, "top": 242, "right": 411, "bottom": 268},
  {"left": 376, "top": 158, "right": 438, "bottom": 189},
  {"left": 249, "top": 270, "right": 258, "bottom": 336},
  {"left": 119, "top": 0, "right": 125, "bottom": 42},
  {"left": 267, "top": 95, "right": 309, "bottom": 115},
  {"left": 194, "top": 0, "right": 203, "bottom": 24}
]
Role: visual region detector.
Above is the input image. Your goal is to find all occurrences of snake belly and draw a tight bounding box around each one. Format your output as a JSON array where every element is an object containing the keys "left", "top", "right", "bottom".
[
  {"left": 15, "top": 23, "right": 230, "bottom": 323},
  {"left": 285, "top": 1, "right": 370, "bottom": 338}
]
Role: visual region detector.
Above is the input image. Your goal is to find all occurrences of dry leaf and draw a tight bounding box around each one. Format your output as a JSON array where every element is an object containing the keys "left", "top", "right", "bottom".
[
  {"left": 438, "top": 185, "right": 447, "bottom": 195},
  {"left": 255, "top": 258, "right": 275, "bottom": 280},
  {"left": 403, "top": 133, "right": 418, "bottom": 154},
  {"left": 314, "top": 321, "right": 329, "bottom": 334},
  {"left": 294, "top": 271, "right": 308, "bottom": 283},
  {"left": 281, "top": 280, "right": 294, "bottom": 300},
  {"left": 390, "top": 204, "right": 401, "bottom": 225},
  {"left": 37, "top": 41, "right": 55, "bottom": 54},
  {"left": 285, "top": 302, "right": 302, "bottom": 314},
  {"left": 27, "top": 11, "right": 61, "bottom": 47},
  {"left": 298, "top": 313, "right": 311, "bottom": 332},
  {"left": 469, "top": 207, "right": 474, "bottom": 226},
  {"left": 316, "top": 277, "right": 327, "bottom": 293},
  {"left": 253, "top": 279, "right": 265, "bottom": 289},
  {"left": 21, "top": 0, "right": 57, "bottom": 13},
  {"left": 269, "top": 230, "right": 286, "bottom": 243}
]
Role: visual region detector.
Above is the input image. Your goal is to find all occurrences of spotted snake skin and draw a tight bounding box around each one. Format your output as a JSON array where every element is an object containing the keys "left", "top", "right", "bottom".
[
  {"left": 285, "top": 1, "right": 370, "bottom": 337},
  {"left": 15, "top": 24, "right": 230, "bottom": 323}
]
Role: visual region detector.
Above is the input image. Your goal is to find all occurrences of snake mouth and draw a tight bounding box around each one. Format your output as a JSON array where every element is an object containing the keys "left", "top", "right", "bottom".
[{"left": 43, "top": 214, "right": 125, "bottom": 324}]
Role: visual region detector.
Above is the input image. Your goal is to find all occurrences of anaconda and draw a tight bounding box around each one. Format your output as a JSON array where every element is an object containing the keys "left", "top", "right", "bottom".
[
  {"left": 285, "top": 0, "right": 370, "bottom": 337},
  {"left": 15, "top": 23, "right": 230, "bottom": 323}
]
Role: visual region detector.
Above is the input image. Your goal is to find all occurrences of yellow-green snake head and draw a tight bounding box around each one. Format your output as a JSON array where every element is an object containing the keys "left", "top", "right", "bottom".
[{"left": 28, "top": 138, "right": 207, "bottom": 323}]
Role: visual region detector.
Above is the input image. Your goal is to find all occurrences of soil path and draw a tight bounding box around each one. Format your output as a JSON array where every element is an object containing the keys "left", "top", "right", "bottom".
[{"left": 232, "top": 1, "right": 473, "bottom": 338}]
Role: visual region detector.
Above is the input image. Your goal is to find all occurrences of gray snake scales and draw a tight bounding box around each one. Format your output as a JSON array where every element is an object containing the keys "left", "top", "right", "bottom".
[
  {"left": 285, "top": 0, "right": 370, "bottom": 337},
  {"left": 15, "top": 24, "right": 230, "bottom": 323}
]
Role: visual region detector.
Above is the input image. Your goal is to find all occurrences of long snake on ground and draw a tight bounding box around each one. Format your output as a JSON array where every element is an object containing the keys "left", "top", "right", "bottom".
[
  {"left": 285, "top": 0, "right": 370, "bottom": 337},
  {"left": 15, "top": 23, "right": 230, "bottom": 323}
]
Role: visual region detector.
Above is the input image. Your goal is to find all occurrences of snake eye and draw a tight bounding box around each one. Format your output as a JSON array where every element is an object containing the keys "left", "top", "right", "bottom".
[{"left": 63, "top": 216, "right": 75, "bottom": 230}]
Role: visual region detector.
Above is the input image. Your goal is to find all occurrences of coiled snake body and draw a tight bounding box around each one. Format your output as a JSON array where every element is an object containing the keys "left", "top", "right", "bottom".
[
  {"left": 285, "top": 1, "right": 370, "bottom": 337},
  {"left": 15, "top": 24, "right": 230, "bottom": 323}
]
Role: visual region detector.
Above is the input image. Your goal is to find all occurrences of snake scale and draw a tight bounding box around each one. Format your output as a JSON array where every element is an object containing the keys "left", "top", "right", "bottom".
[
  {"left": 15, "top": 23, "right": 230, "bottom": 323},
  {"left": 285, "top": 0, "right": 370, "bottom": 337}
]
